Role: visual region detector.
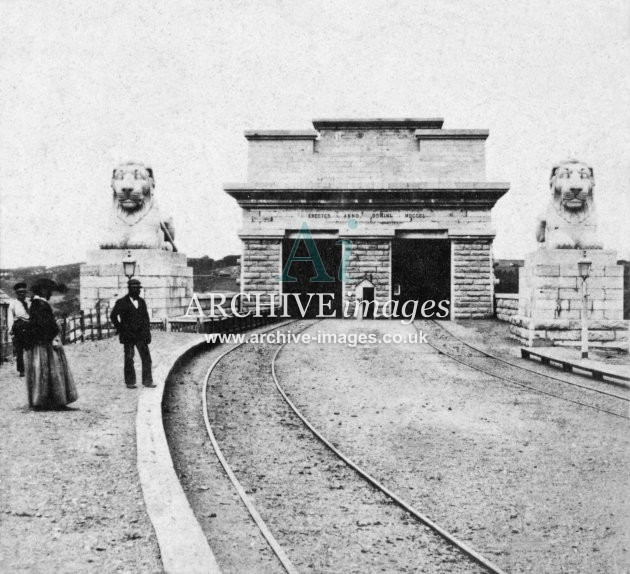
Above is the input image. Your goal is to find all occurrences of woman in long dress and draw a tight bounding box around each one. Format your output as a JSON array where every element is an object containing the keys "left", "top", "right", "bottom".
[{"left": 24, "top": 279, "right": 78, "bottom": 409}]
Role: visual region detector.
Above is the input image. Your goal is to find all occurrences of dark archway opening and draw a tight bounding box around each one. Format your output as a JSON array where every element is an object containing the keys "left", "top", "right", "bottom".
[
  {"left": 281, "top": 238, "right": 342, "bottom": 318},
  {"left": 391, "top": 239, "right": 451, "bottom": 319}
]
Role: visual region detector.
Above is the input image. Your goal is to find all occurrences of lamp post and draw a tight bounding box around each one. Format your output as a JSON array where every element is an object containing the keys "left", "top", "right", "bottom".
[
  {"left": 577, "top": 256, "right": 592, "bottom": 359},
  {"left": 122, "top": 251, "right": 137, "bottom": 280}
]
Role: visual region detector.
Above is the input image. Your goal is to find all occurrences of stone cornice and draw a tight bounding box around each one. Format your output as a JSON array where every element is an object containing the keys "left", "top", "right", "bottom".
[
  {"left": 224, "top": 183, "right": 510, "bottom": 210},
  {"left": 225, "top": 182, "right": 509, "bottom": 191},
  {"left": 244, "top": 130, "right": 319, "bottom": 141},
  {"left": 415, "top": 129, "right": 489, "bottom": 140},
  {"left": 312, "top": 118, "right": 444, "bottom": 130},
  {"left": 238, "top": 233, "right": 285, "bottom": 240}
]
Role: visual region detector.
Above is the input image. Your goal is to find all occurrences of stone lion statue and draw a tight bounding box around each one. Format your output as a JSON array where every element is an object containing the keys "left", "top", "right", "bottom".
[
  {"left": 100, "top": 162, "right": 176, "bottom": 250},
  {"left": 536, "top": 159, "right": 602, "bottom": 249}
]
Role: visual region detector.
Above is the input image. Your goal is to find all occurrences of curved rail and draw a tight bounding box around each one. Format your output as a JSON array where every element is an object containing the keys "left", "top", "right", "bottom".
[
  {"left": 419, "top": 322, "right": 629, "bottom": 420},
  {"left": 201, "top": 320, "right": 300, "bottom": 574},
  {"left": 270, "top": 326, "right": 508, "bottom": 574},
  {"left": 432, "top": 320, "right": 630, "bottom": 401}
]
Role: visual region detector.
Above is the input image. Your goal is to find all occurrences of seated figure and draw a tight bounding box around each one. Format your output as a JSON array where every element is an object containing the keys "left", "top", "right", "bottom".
[
  {"left": 536, "top": 159, "right": 602, "bottom": 249},
  {"left": 100, "top": 162, "right": 176, "bottom": 251}
]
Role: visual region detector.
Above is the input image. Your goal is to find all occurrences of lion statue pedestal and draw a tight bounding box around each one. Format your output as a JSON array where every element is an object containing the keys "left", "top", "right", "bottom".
[
  {"left": 80, "top": 162, "right": 193, "bottom": 318},
  {"left": 80, "top": 249, "right": 193, "bottom": 319},
  {"left": 509, "top": 249, "right": 626, "bottom": 349},
  {"left": 510, "top": 160, "right": 627, "bottom": 349}
]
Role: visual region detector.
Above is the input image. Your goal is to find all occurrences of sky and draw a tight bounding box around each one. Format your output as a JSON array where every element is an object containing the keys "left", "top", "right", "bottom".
[{"left": 1, "top": 0, "right": 629, "bottom": 268}]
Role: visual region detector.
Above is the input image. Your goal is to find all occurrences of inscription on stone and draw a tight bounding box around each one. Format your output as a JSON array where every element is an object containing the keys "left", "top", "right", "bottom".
[{"left": 248, "top": 209, "right": 462, "bottom": 226}]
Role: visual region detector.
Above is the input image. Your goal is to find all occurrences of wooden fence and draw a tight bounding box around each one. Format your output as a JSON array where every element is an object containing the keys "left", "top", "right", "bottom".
[
  {"left": 60, "top": 307, "right": 116, "bottom": 344},
  {"left": 59, "top": 306, "right": 279, "bottom": 344},
  {"left": 60, "top": 306, "right": 169, "bottom": 344},
  {"left": 0, "top": 302, "right": 11, "bottom": 363}
]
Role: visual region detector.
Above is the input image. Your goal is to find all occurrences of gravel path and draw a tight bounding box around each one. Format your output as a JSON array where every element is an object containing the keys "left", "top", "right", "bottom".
[
  {"left": 275, "top": 320, "right": 630, "bottom": 573},
  {"left": 0, "top": 332, "right": 198, "bottom": 573},
  {"left": 421, "top": 322, "right": 630, "bottom": 418},
  {"left": 165, "top": 321, "right": 491, "bottom": 573}
]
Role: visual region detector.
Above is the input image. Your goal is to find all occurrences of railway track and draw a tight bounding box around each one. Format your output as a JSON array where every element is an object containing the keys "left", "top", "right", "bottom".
[
  {"left": 201, "top": 319, "right": 506, "bottom": 573},
  {"left": 163, "top": 318, "right": 630, "bottom": 573},
  {"left": 420, "top": 321, "right": 630, "bottom": 421}
]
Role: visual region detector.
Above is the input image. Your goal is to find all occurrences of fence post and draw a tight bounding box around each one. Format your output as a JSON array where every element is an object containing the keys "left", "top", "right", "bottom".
[
  {"left": 96, "top": 304, "right": 102, "bottom": 340},
  {"left": 79, "top": 311, "right": 85, "bottom": 342}
]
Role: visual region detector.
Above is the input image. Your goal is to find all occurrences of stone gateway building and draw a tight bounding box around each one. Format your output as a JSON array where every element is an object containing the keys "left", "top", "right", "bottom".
[{"left": 225, "top": 118, "right": 509, "bottom": 319}]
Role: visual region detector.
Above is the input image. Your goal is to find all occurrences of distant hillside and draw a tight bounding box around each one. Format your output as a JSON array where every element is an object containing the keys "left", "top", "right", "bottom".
[
  {"left": 0, "top": 263, "right": 82, "bottom": 317},
  {"left": 493, "top": 259, "right": 523, "bottom": 294},
  {"left": 187, "top": 255, "right": 240, "bottom": 293}
]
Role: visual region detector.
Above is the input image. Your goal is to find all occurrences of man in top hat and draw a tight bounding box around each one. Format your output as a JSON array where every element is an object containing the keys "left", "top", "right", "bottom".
[
  {"left": 8, "top": 282, "right": 30, "bottom": 376},
  {"left": 110, "top": 278, "right": 155, "bottom": 388}
]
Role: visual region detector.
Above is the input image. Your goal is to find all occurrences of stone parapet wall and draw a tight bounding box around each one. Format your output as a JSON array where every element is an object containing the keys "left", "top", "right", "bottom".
[
  {"left": 80, "top": 249, "right": 193, "bottom": 319},
  {"left": 495, "top": 293, "right": 519, "bottom": 322},
  {"left": 248, "top": 139, "right": 316, "bottom": 184},
  {"left": 240, "top": 239, "right": 282, "bottom": 309},
  {"left": 452, "top": 239, "right": 494, "bottom": 319},
  {"left": 246, "top": 126, "right": 487, "bottom": 184}
]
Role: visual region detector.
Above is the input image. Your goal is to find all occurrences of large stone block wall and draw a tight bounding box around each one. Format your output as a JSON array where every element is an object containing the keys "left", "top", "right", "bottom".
[
  {"left": 342, "top": 239, "right": 391, "bottom": 307},
  {"left": 495, "top": 294, "right": 519, "bottom": 322},
  {"left": 247, "top": 128, "right": 487, "bottom": 184},
  {"left": 239, "top": 235, "right": 501, "bottom": 319},
  {"left": 80, "top": 249, "right": 193, "bottom": 318},
  {"left": 415, "top": 139, "right": 486, "bottom": 182},
  {"left": 241, "top": 237, "right": 392, "bottom": 313},
  {"left": 510, "top": 249, "right": 627, "bottom": 348},
  {"left": 515, "top": 250, "right": 623, "bottom": 321},
  {"left": 248, "top": 139, "right": 316, "bottom": 184},
  {"left": 240, "top": 238, "right": 282, "bottom": 309},
  {"left": 452, "top": 239, "right": 494, "bottom": 319}
]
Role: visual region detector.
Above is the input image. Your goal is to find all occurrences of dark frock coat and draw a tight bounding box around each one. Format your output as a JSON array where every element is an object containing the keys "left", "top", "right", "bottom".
[{"left": 110, "top": 295, "right": 152, "bottom": 345}]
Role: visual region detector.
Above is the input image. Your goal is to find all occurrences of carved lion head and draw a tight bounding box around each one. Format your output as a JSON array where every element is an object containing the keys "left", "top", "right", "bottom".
[
  {"left": 111, "top": 162, "right": 155, "bottom": 213},
  {"left": 550, "top": 159, "right": 594, "bottom": 217}
]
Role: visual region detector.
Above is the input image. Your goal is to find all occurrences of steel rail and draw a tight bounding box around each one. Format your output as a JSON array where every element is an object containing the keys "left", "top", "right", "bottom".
[
  {"left": 271, "top": 329, "right": 509, "bottom": 574},
  {"left": 418, "top": 323, "right": 629, "bottom": 420},
  {"left": 431, "top": 320, "right": 629, "bottom": 401},
  {"left": 201, "top": 319, "right": 301, "bottom": 574}
]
